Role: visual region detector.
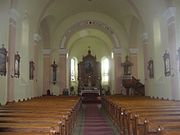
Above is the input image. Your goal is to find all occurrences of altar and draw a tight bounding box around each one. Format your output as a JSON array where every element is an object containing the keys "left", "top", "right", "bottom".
[{"left": 78, "top": 48, "right": 101, "bottom": 95}]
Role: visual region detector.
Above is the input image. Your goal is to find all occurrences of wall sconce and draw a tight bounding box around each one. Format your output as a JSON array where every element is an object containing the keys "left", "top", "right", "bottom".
[
  {"left": 14, "top": 51, "right": 20, "bottom": 78},
  {"left": 0, "top": 44, "right": 8, "bottom": 76},
  {"left": 51, "top": 60, "right": 57, "bottom": 85}
]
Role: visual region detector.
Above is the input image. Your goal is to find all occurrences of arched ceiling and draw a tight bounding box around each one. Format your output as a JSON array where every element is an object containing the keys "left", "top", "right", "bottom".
[
  {"left": 43, "top": 0, "right": 138, "bottom": 19},
  {"left": 40, "top": 0, "right": 141, "bottom": 34}
]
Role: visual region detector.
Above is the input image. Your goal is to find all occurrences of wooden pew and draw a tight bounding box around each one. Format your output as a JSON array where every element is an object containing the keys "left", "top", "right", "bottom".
[
  {"left": 0, "top": 96, "right": 81, "bottom": 135},
  {"left": 102, "top": 95, "right": 180, "bottom": 135}
]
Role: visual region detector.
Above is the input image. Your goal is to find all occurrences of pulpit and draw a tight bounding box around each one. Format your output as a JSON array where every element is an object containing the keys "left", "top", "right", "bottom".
[
  {"left": 121, "top": 56, "right": 133, "bottom": 95},
  {"left": 121, "top": 56, "right": 145, "bottom": 96},
  {"left": 78, "top": 49, "right": 101, "bottom": 95}
]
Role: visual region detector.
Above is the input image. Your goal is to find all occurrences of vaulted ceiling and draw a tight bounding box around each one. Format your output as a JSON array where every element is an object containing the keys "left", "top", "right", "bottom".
[
  {"left": 40, "top": 0, "right": 141, "bottom": 35},
  {"left": 35, "top": 0, "right": 143, "bottom": 51}
]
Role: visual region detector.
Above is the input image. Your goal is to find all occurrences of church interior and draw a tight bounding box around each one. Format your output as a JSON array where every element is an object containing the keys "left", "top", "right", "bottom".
[{"left": 1, "top": 0, "right": 180, "bottom": 134}]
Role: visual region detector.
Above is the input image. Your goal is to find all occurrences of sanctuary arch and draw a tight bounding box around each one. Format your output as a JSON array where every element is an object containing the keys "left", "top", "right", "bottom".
[{"left": 58, "top": 20, "right": 123, "bottom": 94}]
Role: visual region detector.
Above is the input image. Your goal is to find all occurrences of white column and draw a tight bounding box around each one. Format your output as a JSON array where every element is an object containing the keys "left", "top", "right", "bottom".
[
  {"left": 141, "top": 32, "right": 149, "bottom": 95},
  {"left": 163, "top": 7, "right": 179, "bottom": 99},
  {"left": 7, "top": 8, "right": 20, "bottom": 102}
]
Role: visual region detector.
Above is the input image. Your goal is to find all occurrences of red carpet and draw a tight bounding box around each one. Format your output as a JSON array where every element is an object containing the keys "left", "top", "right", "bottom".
[{"left": 83, "top": 104, "right": 114, "bottom": 135}]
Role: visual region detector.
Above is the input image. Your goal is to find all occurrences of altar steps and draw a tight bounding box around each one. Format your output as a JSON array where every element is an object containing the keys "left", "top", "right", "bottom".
[{"left": 82, "top": 93, "right": 101, "bottom": 104}]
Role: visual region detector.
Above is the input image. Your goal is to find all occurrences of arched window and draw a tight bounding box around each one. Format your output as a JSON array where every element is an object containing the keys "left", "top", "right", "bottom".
[
  {"left": 71, "top": 57, "right": 77, "bottom": 81},
  {"left": 101, "top": 57, "right": 109, "bottom": 84}
]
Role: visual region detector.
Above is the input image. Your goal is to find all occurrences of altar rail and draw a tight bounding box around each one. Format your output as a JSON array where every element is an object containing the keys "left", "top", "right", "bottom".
[{"left": 80, "top": 89, "right": 100, "bottom": 96}]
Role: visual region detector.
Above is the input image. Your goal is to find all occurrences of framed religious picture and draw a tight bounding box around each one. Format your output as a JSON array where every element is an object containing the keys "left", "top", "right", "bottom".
[
  {"left": 148, "top": 59, "right": 154, "bottom": 79},
  {"left": 14, "top": 52, "right": 20, "bottom": 78},
  {"left": 29, "top": 60, "right": 35, "bottom": 80},
  {"left": 51, "top": 60, "right": 57, "bottom": 85},
  {"left": 163, "top": 50, "right": 171, "bottom": 77},
  {"left": 85, "top": 60, "right": 93, "bottom": 74},
  {"left": 0, "top": 44, "right": 7, "bottom": 76}
]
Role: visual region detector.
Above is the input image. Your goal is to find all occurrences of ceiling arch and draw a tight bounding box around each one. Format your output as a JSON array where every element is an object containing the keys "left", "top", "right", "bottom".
[
  {"left": 67, "top": 28, "right": 113, "bottom": 51},
  {"left": 49, "top": 12, "right": 131, "bottom": 51},
  {"left": 59, "top": 19, "right": 121, "bottom": 49}
]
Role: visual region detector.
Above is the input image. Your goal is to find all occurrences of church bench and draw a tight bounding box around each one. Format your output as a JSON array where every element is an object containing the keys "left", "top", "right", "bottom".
[
  {"left": 0, "top": 112, "right": 68, "bottom": 134},
  {"left": 0, "top": 112, "right": 72, "bottom": 135},
  {"left": 141, "top": 121, "right": 180, "bottom": 135},
  {"left": 124, "top": 106, "right": 180, "bottom": 135},
  {"left": 131, "top": 115, "right": 180, "bottom": 135},
  {"left": 0, "top": 111, "right": 73, "bottom": 135},
  {"left": 0, "top": 132, "right": 50, "bottom": 135},
  {"left": 102, "top": 96, "right": 180, "bottom": 135},
  {"left": 0, "top": 96, "right": 81, "bottom": 135},
  {"left": 0, "top": 123, "right": 59, "bottom": 134}
]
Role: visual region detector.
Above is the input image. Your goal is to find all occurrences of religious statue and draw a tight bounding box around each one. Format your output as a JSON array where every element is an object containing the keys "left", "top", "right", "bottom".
[
  {"left": 51, "top": 60, "right": 57, "bottom": 84},
  {"left": 148, "top": 59, "right": 154, "bottom": 79}
]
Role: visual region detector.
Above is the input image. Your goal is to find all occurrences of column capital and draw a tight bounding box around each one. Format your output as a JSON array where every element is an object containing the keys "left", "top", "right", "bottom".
[
  {"left": 33, "top": 33, "right": 41, "bottom": 44},
  {"left": 42, "top": 49, "right": 51, "bottom": 55},
  {"left": 9, "top": 8, "right": 20, "bottom": 22},
  {"left": 129, "top": 48, "right": 139, "bottom": 54},
  {"left": 59, "top": 48, "right": 68, "bottom": 55},
  {"left": 163, "top": 7, "right": 176, "bottom": 21},
  {"left": 141, "top": 32, "right": 148, "bottom": 45},
  {"left": 112, "top": 48, "right": 122, "bottom": 54}
]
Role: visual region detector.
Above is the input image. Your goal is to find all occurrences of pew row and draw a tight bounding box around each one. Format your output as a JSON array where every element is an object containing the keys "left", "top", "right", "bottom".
[
  {"left": 102, "top": 95, "right": 180, "bottom": 135},
  {"left": 0, "top": 96, "right": 81, "bottom": 135}
]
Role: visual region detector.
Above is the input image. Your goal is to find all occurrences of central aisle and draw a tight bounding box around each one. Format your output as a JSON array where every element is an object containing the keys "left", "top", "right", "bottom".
[{"left": 73, "top": 104, "right": 119, "bottom": 135}]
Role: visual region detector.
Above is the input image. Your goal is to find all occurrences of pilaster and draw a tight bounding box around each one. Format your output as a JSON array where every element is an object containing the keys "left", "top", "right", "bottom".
[
  {"left": 42, "top": 49, "right": 51, "bottom": 94},
  {"left": 59, "top": 49, "right": 68, "bottom": 94},
  {"left": 112, "top": 48, "right": 122, "bottom": 94}
]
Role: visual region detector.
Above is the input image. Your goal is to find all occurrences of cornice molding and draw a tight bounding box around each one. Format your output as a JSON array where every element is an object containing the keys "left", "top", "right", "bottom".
[
  {"left": 112, "top": 48, "right": 121, "bottom": 54},
  {"left": 42, "top": 49, "right": 51, "bottom": 55},
  {"left": 59, "top": 48, "right": 68, "bottom": 55},
  {"left": 129, "top": 48, "right": 139, "bottom": 54},
  {"left": 33, "top": 33, "right": 41, "bottom": 43},
  {"left": 141, "top": 32, "right": 148, "bottom": 45},
  {"left": 9, "top": 8, "right": 20, "bottom": 21}
]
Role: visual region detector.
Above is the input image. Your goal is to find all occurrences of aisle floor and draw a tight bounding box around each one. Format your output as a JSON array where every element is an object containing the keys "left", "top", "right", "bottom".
[{"left": 73, "top": 104, "right": 119, "bottom": 135}]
